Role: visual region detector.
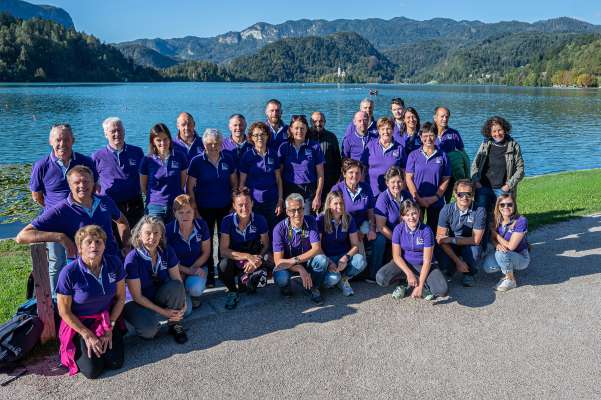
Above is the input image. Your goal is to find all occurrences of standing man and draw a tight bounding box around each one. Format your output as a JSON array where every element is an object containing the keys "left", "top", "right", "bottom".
[
  {"left": 265, "top": 99, "right": 288, "bottom": 151},
  {"left": 344, "top": 98, "right": 378, "bottom": 138},
  {"left": 436, "top": 179, "right": 485, "bottom": 287},
  {"left": 390, "top": 97, "right": 405, "bottom": 143},
  {"left": 309, "top": 111, "right": 342, "bottom": 198},
  {"left": 341, "top": 111, "right": 374, "bottom": 161},
  {"left": 222, "top": 114, "right": 252, "bottom": 167},
  {"left": 29, "top": 124, "right": 98, "bottom": 294},
  {"left": 173, "top": 112, "right": 203, "bottom": 164},
  {"left": 92, "top": 117, "right": 144, "bottom": 228}
]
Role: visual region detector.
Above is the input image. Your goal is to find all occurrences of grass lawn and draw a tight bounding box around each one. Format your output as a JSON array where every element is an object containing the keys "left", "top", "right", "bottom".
[{"left": 0, "top": 168, "right": 600, "bottom": 323}]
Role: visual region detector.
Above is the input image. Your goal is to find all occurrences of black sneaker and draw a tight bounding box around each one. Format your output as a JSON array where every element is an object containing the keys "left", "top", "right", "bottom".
[
  {"left": 306, "top": 287, "right": 324, "bottom": 305},
  {"left": 191, "top": 296, "right": 202, "bottom": 309},
  {"left": 169, "top": 323, "right": 188, "bottom": 344},
  {"left": 206, "top": 276, "right": 216, "bottom": 288},
  {"left": 280, "top": 285, "right": 293, "bottom": 297}
]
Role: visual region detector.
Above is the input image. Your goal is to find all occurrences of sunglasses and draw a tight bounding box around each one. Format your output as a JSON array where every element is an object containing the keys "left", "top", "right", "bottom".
[
  {"left": 250, "top": 133, "right": 268, "bottom": 138},
  {"left": 457, "top": 192, "right": 472, "bottom": 199},
  {"left": 499, "top": 202, "right": 514, "bottom": 209},
  {"left": 291, "top": 114, "right": 307, "bottom": 120}
]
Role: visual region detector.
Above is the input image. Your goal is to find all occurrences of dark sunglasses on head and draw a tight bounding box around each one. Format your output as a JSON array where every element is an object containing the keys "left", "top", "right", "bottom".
[
  {"left": 291, "top": 114, "right": 307, "bottom": 121},
  {"left": 499, "top": 202, "right": 514, "bottom": 208},
  {"left": 456, "top": 192, "right": 472, "bottom": 199}
]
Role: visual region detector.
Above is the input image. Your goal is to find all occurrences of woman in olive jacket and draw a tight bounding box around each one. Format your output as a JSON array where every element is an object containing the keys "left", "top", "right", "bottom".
[{"left": 471, "top": 116, "right": 525, "bottom": 212}]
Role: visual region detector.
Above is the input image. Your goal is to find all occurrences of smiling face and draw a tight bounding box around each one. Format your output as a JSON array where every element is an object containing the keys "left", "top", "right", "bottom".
[
  {"left": 379, "top": 124, "right": 393, "bottom": 144},
  {"left": 290, "top": 120, "right": 307, "bottom": 143},
  {"left": 391, "top": 103, "right": 404, "bottom": 120},
  {"left": 328, "top": 195, "right": 344, "bottom": 217},
  {"left": 353, "top": 111, "right": 369, "bottom": 134},
  {"left": 68, "top": 171, "right": 94, "bottom": 203},
  {"left": 203, "top": 135, "right": 221, "bottom": 156},
  {"left": 403, "top": 110, "right": 417, "bottom": 132},
  {"left": 250, "top": 127, "right": 268, "bottom": 150},
  {"left": 152, "top": 132, "right": 171, "bottom": 156},
  {"left": 490, "top": 123, "right": 506, "bottom": 142},
  {"left": 176, "top": 114, "right": 196, "bottom": 143},
  {"left": 233, "top": 194, "right": 253, "bottom": 219},
  {"left": 344, "top": 165, "right": 362, "bottom": 187},
  {"left": 265, "top": 102, "right": 282, "bottom": 125},
  {"left": 49, "top": 127, "right": 74, "bottom": 160},
  {"left": 229, "top": 116, "right": 246, "bottom": 138},
  {"left": 387, "top": 175, "right": 404, "bottom": 196},
  {"left": 401, "top": 207, "right": 420, "bottom": 229},
  {"left": 360, "top": 101, "right": 374, "bottom": 119},
  {"left": 311, "top": 112, "right": 325, "bottom": 132},
  {"left": 79, "top": 234, "right": 105, "bottom": 264},
  {"left": 104, "top": 121, "right": 125, "bottom": 150},
  {"left": 140, "top": 223, "right": 162, "bottom": 252},
  {"left": 434, "top": 108, "right": 450, "bottom": 130},
  {"left": 455, "top": 182, "right": 474, "bottom": 210},
  {"left": 174, "top": 203, "right": 195, "bottom": 226},
  {"left": 420, "top": 130, "right": 435, "bottom": 148},
  {"left": 286, "top": 199, "right": 304, "bottom": 227}
]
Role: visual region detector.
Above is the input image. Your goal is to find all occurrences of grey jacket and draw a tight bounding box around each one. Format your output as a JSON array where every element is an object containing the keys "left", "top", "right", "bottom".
[{"left": 470, "top": 136, "right": 525, "bottom": 190}]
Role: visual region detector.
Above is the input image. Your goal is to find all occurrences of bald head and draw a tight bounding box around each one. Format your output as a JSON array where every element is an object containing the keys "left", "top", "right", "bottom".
[{"left": 353, "top": 111, "right": 369, "bottom": 134}]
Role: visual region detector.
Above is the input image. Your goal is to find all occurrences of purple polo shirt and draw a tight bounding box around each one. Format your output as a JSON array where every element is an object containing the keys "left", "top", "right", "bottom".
[
  {"left": 341, "top": 127, "right": 377, "bottom": 161},
  {"left": 400, "top": 132, "right": 422, "bottom": 157},
  {"left": 139, "top": 151, "right": 188, "bottom": 207},
  {"left": 316, "top": 214, "right": 358, "bottom": 257},
  {"left": 405, "top": 148, "right": 451, "bottom": 208},
  {"left": 392, "top": 122, "right": 404, "bottom": 143},
  {"left": 165, "top": 218, "right": 211, "bottom": 267},
  {"left": 32, "top": 195, "right": 121, "bottom": 256},
  {"left": 222, "top": 137, "right": 252, "bottom": 167},
  {"left": 239, "top": 148, "right": 280, "bottom": 204},
  {"left": 124, "top": 246, "right": 179, "bottom": 301},
  {"left": 220, "top": 212, "right": 268, "bottom": 251},
  {"left": 56, "top": 255, "right": 125, "bottom": 317},
  {"left": 173, "top": 134, "right": 204, "bottom": 165},
  {"left": 330, "top": 181, "right": 374, "bottom": 227},
  {"left": 361, "top": 139, "right": 406, "bottom": 197},
  {"left": 278, "top": 140, "right": 324, "bottom": 185},
  {"left": 187, "top": 151, "right": 236, "bottom": 209},
  {"left": 344, "top": 119, "right": 378, "bottom": 138},
  {"left": 436, "top": 127, "right": 464, "bottom": 153},
  {"left": 375, "top": 189, "right": 412, "bottom": 230},
  {"left": 497, "top": 216, "right": 529, "bottom": 253},
  {"left": 92, "top": 144, "right": 144, "bottom": 203},
  {"left": 267, "top": 121, "right": 289, "bottom": 151},
  {"left": 392, "top": 222, "right": 434, "bottom": 266},
  {"left": 272, "top": 215, "right": 320, "bottom": 258},
  {"left": 30, "top": 152, "right": 98, "bottom": 210}
]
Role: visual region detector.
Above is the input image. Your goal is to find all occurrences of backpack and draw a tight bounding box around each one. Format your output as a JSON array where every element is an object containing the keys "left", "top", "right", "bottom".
[{"left": 0, "top": 313, "right": 43, "bottom": 368}]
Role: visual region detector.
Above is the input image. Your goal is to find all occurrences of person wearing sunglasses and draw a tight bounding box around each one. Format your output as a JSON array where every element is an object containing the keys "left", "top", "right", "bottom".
[
  {"left": 436, "top": 179, "right": 486, "bottom": 287},
  {"left": 481, "top": 194, "right": 530, "bottom": 292}
]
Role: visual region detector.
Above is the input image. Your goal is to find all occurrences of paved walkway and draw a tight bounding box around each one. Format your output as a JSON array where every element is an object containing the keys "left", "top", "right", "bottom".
[{"left": 2, "top": 215, "right": 600, "bottom": 399}]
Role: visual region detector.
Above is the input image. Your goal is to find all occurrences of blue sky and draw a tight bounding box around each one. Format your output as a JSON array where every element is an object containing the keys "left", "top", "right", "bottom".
[{"left": 30, "top": 0, "right": 601, "bottom": 43}]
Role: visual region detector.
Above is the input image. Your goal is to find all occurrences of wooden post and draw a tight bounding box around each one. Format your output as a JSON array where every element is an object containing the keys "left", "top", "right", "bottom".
[{"left": 30, "top": 243, "right": 56, "bottom": 343}]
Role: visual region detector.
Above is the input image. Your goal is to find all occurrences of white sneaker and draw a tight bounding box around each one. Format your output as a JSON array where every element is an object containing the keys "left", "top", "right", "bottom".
[
  {"left": 496, "top": 279, "right": 516, "bottom": 292},
  {"left": 494, "top": 278, "right": 505, "bottom": 290},
  {"left": 337, "top": 277, "right": 354, "bottom": 296}
]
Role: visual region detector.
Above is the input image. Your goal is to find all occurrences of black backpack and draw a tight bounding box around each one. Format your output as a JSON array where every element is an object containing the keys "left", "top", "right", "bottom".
[{"left": 0, "top": 313, "right": 43, "bottom": 369}]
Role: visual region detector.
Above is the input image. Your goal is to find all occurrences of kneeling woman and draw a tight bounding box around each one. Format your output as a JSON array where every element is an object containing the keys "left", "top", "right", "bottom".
[
  {"left": 376, "top": 200, "right": 448, "bottom": 299},
  {"left": 56, "top": 225, "right": 126, "bottom": 379},
  {"left": 482, "top": 194, "right": 530, "bottom": 292},
  {"left": 219, "top": 189, "right": 272, "bottom": 310},
  {"left": 318, "top": 191, "right": 367, "bottom": 296},
  {"left": 166, "top": 195, "right": 211, "bottom": 309},
  {"left": 123, "top": 216, "right": 188, "bottom": 344}
]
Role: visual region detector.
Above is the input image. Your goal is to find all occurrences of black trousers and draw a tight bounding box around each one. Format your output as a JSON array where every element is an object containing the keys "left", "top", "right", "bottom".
[
  {"left": 198, "top": 205, "right": 231, "bottom": 281},
  {"left": 113, "top": 195, "right": 145, "bottom": 250},
  {"left": 74, "top": 327, "right": 124, "bottom": 379}
]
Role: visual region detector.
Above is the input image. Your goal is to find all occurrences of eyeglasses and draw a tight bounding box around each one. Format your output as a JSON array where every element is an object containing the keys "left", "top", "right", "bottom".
[
  {"left": 287, "top": 207, "right": 303, "bottom": 215},
  {"left": 499, "top": 202, "right": 514, "bottom": 209},
  {"left": 251, "top": 133, "right": 268, "bottom": 138},
  {"left": 457, "top": 192, "right": 472, "bottom": 199}
]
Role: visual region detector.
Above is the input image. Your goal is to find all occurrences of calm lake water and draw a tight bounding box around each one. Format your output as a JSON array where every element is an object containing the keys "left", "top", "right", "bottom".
[{"left": 0, "top": 82, "right": 600, "bottom": 175}]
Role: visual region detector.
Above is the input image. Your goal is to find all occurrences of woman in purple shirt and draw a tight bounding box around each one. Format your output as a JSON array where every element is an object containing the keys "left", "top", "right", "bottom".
[
  {"left": 376, "top": 200, "right": 448, "bottom": 300},
  {"left": 482, "top": 194, "right": 531, "bottom": 292},
  {"left": 56, "top": 225, "right": 125, "bottom": 379},
  {"left": 140, "top": 123, "right": 188, "bottom": 222},
  {"left": 399, "top": 107, "right": 421, "bottom": 157}
]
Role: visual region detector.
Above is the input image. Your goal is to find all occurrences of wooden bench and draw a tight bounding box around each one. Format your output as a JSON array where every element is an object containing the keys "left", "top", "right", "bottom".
[{"left": 30, "top": 243, "right": 56, "bottom": 343}]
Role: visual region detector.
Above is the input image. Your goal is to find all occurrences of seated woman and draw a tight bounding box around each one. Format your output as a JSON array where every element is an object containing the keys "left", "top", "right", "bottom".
[
  {"left": 272, "top": 193, "right": 328, "bottom": 304},
  {"left": 239, "top": 121, "right": 284, "bottom": 232},
  {"left": 140, "top": 123, "right": 188, "bottom": 222},
  {"left": 376, "top": 200, "right": 447, "bottom": 300},
  {"left": 370, "top": 166, "right": 412, "bottom": 279},
  {"left": 219, "top": 189, "right": 272, "bottom": 310},
  {"left": 56, "top": 225, "right": 125, "bottom": 379},
  {"left": 318, "top": 191, "right": 367, "bottom": 296},
  {"left": 482, "top": 194, "right": 530, "bottom": 292},
  {"left": 123, "top": 216, "right": 188, "bottom": 344},
  {"left": 165, "top": 194, "right": 211, "bottom": 310}
]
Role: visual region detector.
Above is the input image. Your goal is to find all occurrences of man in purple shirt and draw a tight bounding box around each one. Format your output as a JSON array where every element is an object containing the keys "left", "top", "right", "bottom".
[
  {"left": 343, "top": 98, "right": 378, "bottom": 138},
  {"left": 265, "top": 99, "right": 288, "bottom": 151},
  {"left": 92, "top": 117, "right": 144, "bottom": 228},
  {"left": 28, "top": 124, "right": 98, "bottom": 294},
  {"left": 172, "top": 112, "right": 204, "bottom": 164},
  {"left": 17, "top": 165, "right": 131, "bottom": 294},
  {"left": 390, "top": 97, "right": 406, "bottom": 142},
  {"left": 341, "top": 111, "right": 376, "bottom": 161},
  {"left": 222, "top": 114, "right": 252, "bottom": 167}
]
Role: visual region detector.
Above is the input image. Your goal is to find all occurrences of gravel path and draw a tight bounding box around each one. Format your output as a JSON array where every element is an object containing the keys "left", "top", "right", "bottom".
[{"left": 2, "top": 215, "right": 600, "bottom": 399}]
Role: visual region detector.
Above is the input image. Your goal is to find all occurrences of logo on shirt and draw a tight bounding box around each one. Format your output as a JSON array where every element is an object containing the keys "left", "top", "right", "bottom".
[
  {"left": 172, "top": 161, "right": 180, "bottom": 169},
  {"left": 222, "top": 164, "right": 229, "bottom": 171},
  {"left": 108, "top": 272, "right": 117, "bottom": 283},
  {"left": 435, "top": 157, "right": 442, "bottom": 164},
  {"left": 249, "top": 225, "right": 257, "bottom": 234},
  {"left": 99, "top": 203, "right": 107, "bottom": 212},
  {"left": 393, "top": 150, "right": 400, "bottom": 157},
  {"left": 304, "top": 149, "right": 312, "bottom": 157},
  {"left": 267, "top": 157, "right": 274, "bottom": 165},
  {"left": 129, "top": 159, "right": 137, "bottom": 167},
  {"left": 160, "top": 260, "right": 168, "bottom": 270},
  {"left": 416, "top": 237, "right": 424, "bottom": 245},
  {"left": 467, "top": 215, "right": 473, "bottom": 223}
]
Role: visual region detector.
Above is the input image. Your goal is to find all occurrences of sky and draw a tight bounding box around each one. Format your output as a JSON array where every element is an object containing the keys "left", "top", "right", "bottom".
[{"left": 29, "top": 0, "right": 601, "bottom": 43}]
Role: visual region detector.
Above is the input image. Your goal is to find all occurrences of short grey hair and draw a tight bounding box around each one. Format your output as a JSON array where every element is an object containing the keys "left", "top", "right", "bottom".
[
  {"left": 360, "top": 98, "right": 374, "bottom": 107},
  {"left": 131, "top": 215, "right": 166, "bottom": 251},
  {"left": 202, "top": 128, "right": 223, "bottom": 144},
  {"left": 285, "top": 193, "right": 304, "bottom": 209},
  {"left": 48, "top": 123, "right": 73, "bottom": 141},
  {"left": 102, "top": 117, "right": 123, "bottom": 131}
]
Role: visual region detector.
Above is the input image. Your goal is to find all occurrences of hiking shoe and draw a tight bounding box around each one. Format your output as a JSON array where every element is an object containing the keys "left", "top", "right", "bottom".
[
  {"left": 337, "top": 277, "right": 354, "bottom": 296},
  {"left": 422, "top": 286, "right": 435, "bottom": 301},
  {"left": 169, "top": 323, "right": 188, "bottom": 344},
  {"left": 392, "top": 285, "right": 407, "bottom": 299},
  {"left": 191, "top": 296, "right": 202, "bottom": 309},
  {"left": 462, "top": 274, "right": 475, "bottom": 287},
  {"left": 225, "top": 292, "right": 240, "bottom": 310},
  {"left": 494, "top": 277, "right": 505, "bottom": 290},
  {"left": 496, "top": 278, "right": 516, "bottom": 292},
  {"left": 206, "top": 275, "right": 216, "bottom": 288},
  {"left": 280, "top": 285, "right": 293, "bottom": 297},
  {"left": 306, "top": 287, "right": 324, "bottom": 305}
]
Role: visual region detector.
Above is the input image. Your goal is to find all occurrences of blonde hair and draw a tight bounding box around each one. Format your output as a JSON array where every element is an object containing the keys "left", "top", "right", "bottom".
[
  {"left": 74, "top": 225, "right": 107, "bottom": 251},
  {"left": 492, "top": 194, "right": 519, "bottom": 231},
  {"left": 172, "top": 194, "right": 196, "bottom": 213},
  {"left": 322, "top": 190, "right": 350, "bottom": 234},
  {"left": 131, "top": 216, "right": 166, "bottom": 250}
]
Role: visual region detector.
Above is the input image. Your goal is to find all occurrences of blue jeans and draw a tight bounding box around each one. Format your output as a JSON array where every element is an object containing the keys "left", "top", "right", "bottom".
[
  {"left": 482, "top": 250, "right": 530, "bottom": 275},
  {"left": 323, "top": 253, "right": 367, "bottom": 288},
  {"left": 274, "top": 254, "right": 328, "bottom": 289},
  {"left": 145, "top": 204, "right": 172, "bottom": 223},
  {"left": 437, "top": 244, "right": 481, "bottom": 276},
  {"left": 369, "top": 233, "right": 390, "bottom": 279},
  {"left": 47, "top": 241, "right": 67, "bottom": 295},
  {"left": 475, "top": 186, "right": 509, "bottom": 213}
]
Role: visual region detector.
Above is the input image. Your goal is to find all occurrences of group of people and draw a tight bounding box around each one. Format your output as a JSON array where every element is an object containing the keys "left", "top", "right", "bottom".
[{"left": 15, "top": 97, "right": 529, "bottom": 379}]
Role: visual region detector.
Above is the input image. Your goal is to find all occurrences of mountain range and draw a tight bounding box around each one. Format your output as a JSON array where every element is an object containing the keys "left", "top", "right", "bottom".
[{"left": 0, "top": 0, "right": 73, "bottom": 28}]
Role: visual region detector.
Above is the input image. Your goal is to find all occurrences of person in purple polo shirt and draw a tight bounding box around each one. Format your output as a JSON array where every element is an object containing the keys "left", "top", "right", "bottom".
[
  {"left": 343, "top": 98, "right": 378, "bottom": 138},
  {"left": 405, "top": 122, "right": 451, "bottom": 234},
  {"left": 92, "top": 117, "right": 144, "bottom": 228},
  {"left": 376, "top": 200, "right": 447, "bottom": 300},
  {"left": 219, "top": 189, "right": 272, "bottom": 310},
  {"left": 56, "top": 225, "right": 126, "bottom": 379},
  {"left": 239, "top": 121, "right": 284, "bottom": 232},
  {"left": 265, "top": 99, "right": 289, "bottom": 151},
  {"left": 173, "top": 112, "right": 204, "bottom": 163},
  {"left": 361, "top": 117, "right": 405, "bottom": 197},
  {"left": 371, "top": 166, "right": 412, "bottom": 280},
  {"left": 278, "top": 115, "right": 325, "bottom": 215},
  {"left": 165, "top": 195, "right": 211, "bottom": 310},
  {"left": 390, "top": 97, "right": 406, "bottom": 142},
  {"left": 222, "top": 114, "right": 252, "bottom": 167},
  {"left": 187, "top": 128, "right": 238, "bottom": 287},
  {"left": 272, "top": 193, "right": 329, "bottom": 304},
  {"left": 341, "top": 111, "right": 376, "bottom": 161},
  {"left": 29, "top": 123, "right": 98, "bottom": 292},
  {"left": 330, "top": 159, "right": 377, "bottom": 246},
  {"left": 317, "top": 191, "right": 366, "bottom": 296},
  {"left": 399, "top": 107, "right": 422, "bottom": 157},
  {"left": 140, "top": 123, "right": 188, "bottom": 222},
  {"left": 17, "top": 165, "right": 131, "bottom": 294},
  {"left": 123, "top": 216, "right": 188, "bottom": 344}
]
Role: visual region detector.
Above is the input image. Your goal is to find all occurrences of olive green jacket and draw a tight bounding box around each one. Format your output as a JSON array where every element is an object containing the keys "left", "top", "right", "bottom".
[{"left": 470, "top": 136, "right": 525, "bottom": 190}]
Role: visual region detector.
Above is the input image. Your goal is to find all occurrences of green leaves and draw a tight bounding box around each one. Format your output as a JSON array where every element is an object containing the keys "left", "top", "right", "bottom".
[{"left": 0, "top": 164, "right": 39, "bottom": 223}]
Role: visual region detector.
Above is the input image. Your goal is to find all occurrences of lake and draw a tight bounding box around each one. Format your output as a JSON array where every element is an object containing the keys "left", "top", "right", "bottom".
[{"left": 0, "top": 82, "right": 600, "bottom": 175}]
